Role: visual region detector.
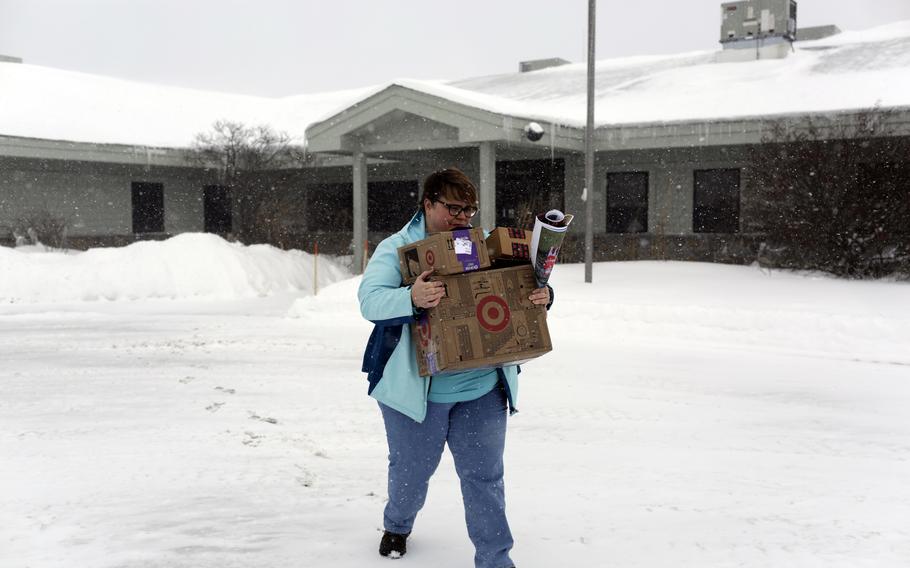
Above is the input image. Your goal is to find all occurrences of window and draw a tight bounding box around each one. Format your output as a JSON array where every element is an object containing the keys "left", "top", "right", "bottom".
[
  {"left": 693, "top": 169, "right": 740, "bottom": 233},
  {"left": 368, "top": 180, "right": 419, "bottom": 232},
  {"left": 203, "top": 185, "right": 232, "bottom": 234},
  {"left": 859, "top": 162, "right": 910, "bottom": 237},
  {"left": 306, "top": 183, "right": 352, "bottom": 232},
  {"left": 496, "top": 159, "right": 565, "bottom": 227},
  {"left": 606, "top": 172, "right": 648, "bottom": 233},
  {"left": 305, "top": 180, "right": 418, "bottom": 233},
  {"left": 132, "top": 181, "right": 164, "bottom": 234}
]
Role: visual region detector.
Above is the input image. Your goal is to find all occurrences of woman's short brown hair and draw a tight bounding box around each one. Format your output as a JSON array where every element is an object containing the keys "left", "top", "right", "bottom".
[{"left": 420, "top": 168, "right": 478, "bottom": 207}]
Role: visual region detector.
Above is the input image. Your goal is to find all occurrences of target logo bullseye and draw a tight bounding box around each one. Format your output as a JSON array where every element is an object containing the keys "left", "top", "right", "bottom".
[
  {"left": 476, "top": 296, "right": 510, "bottom": 333},
  {"left": 417, "top": 317, "right": 431, "bottom": 347},
  {"left": 425, "top": 250, "right": 436, "bottom": 266}
]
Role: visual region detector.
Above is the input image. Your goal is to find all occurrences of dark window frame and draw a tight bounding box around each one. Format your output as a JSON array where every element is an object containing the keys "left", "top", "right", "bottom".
[
  {"left": 693, "top": 168, "right": 741, "bottom": 234},
  {"left": 367, "top": 180, "right": 421, "bottom": 233},
  {"left": 203, "top": 185, "right": 233, "bottom": 234},
  {"left": 304, "top": 180, "right": 420, "bottom": 234},
  {"left": 131, "top": 181, "right": 165, "bottom": 234},
  {"left": 306, "top": 183, "right": 353, "bottom": 233},
  {"left": 606, "top": 171, "right": 649, "bottom": 234},
  {"left": 495, "top": 158, "right": 566, "bottom": 228}
]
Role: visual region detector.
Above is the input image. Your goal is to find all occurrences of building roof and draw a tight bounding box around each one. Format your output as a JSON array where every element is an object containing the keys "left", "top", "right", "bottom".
[
  {"left": 443, "top": 19, "right": 910, "bottom": 127},
  {"left": 1, "top": 20, "right": 908, "bottom": 150},
  {"left": 0, "top": 62, "right": 373, "bottom": 148}
]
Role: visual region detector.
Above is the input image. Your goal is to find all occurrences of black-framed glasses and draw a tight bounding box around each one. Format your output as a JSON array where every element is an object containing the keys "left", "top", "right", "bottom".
[{"left": 434, "top": 199, "right": 478, "bottom": 218}]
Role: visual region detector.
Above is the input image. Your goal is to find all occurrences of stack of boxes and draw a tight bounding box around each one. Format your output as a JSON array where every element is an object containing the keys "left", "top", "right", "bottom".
[{"left": 398, "top": 227, "right": 552, "bottom": 376}]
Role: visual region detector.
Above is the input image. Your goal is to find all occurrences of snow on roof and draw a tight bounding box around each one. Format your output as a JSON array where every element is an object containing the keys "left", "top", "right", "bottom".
[
  {"left": 1, "top": 20, "right": 908, "bottom": 149},
  {"left": 0, "top": 63, "right": 374, "bottom": 148},
  {"left": 446, "top": 20, "right": 910, "bottom": 127}
]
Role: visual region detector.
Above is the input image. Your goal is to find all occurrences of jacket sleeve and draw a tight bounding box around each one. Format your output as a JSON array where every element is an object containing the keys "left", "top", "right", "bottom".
[{"left": 358, "top": 237, "right": 414, "bottom": 324}]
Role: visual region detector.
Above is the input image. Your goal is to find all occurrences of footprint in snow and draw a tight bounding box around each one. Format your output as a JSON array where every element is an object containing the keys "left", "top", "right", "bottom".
[
  {"left": 248, "top": 411, "right": 278, "bottom": 424},
  {"left": 295, "top": 465, "right": 316, "bottom": 488},
  {"left": 242, "top": 431, "right": 263, "bottom": 447}
]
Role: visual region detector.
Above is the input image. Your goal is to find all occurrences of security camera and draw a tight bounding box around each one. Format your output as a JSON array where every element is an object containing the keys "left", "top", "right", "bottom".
[{"left": 524, "top": 122, "right": 545, "bottom": 142}]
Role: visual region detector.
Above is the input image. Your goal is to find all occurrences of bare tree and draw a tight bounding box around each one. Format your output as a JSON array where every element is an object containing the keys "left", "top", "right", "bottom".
[
  {"left": 188, "top": 120, "right": 305, "bottom": 245},
  {"left": 9, "top": 208, "right": 69, "bottom": 249},
  {"left": 748, "top": 107, "right": 910, "bottom": 279}
]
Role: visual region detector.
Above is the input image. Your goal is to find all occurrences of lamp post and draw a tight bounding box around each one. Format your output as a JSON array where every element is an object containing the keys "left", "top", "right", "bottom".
[{"left": 584, "top": 0, "right": 596, "bottom": 283}]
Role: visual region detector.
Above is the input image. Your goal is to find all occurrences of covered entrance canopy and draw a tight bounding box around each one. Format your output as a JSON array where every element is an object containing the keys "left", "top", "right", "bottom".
[{"left": 305, "top": 83, "right": 584, "bottom": 272}]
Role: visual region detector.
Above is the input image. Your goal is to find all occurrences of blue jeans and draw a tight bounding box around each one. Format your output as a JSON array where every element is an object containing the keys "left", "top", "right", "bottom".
[{"left": 379, "top": 385, "right": 514, "bottom": 568}]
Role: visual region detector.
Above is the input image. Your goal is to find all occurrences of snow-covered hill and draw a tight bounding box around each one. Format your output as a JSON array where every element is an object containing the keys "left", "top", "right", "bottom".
[{"left": 0, "top": 234, "right": 351, "bottom": 303}]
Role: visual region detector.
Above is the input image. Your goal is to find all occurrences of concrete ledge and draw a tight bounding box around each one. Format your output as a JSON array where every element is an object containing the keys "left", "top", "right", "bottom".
[
  {"left": 0, "top": 233, "right": 174, "bottom": 251},
  {"left": 558, "top": 233, "right": 763, "bottom": 264},
  {"left": 0, "top": 135, "right": 194, "bottom": 167}
]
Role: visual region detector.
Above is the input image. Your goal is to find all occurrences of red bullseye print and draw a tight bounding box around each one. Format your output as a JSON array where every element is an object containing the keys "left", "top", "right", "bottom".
[
  {"left": 417, "top": 317, "right": 431, "bottom": 347},
  {"left": 425, "top": 250, "right": 436, "bottom": 266},
  {"left": 476, "top": 295, "right": 511, "bottom": 333}
]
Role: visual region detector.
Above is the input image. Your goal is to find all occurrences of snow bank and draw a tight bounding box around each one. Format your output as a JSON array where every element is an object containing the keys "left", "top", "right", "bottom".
[
  {"left": 0, "top": 234, "right": 351, "bottom": 303},
  {"left": 287, "top": 275, "right": 361, "bottom": 319},
  {"left": 288, "top": 261, "right": 910, "bottom": 365},
  {"left": 2, "top": 244, "right": 907, "bottom": 363},
  {"left": 546, "top": 262, "right": 910, "bottom": 365}
]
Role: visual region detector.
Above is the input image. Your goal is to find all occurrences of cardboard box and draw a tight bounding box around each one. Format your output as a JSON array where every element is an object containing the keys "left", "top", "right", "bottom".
[
  {"left": 411, "top": 265, "right": 552, "bottom": 376},
  {"left": 486, "top": 227, "right": 532, "bottom": 264},
  {"left": 398, "top": 228, "right": 490, "bottom": 285}
]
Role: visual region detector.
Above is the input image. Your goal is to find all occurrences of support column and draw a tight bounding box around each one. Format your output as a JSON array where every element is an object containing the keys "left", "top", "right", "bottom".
[
  {"left": 352, "top": 150, "right": 368, "bottom": 274},
  {"left": 478, "top": 142, "right": 496, "bottom": 231}
]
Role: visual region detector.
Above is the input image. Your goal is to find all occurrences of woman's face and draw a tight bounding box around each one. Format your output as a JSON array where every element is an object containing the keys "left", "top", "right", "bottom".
[{"left": 423, "top": 193, "right": 474, "bottom": 234}]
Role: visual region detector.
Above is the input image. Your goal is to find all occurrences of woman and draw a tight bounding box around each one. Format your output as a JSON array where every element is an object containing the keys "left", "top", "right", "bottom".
[{"left": 358, "top": 168, "right": 552, "bottom": 568}]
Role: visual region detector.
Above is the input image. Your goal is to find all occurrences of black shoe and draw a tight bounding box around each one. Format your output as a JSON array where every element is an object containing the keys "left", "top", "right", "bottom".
[{"left": 379, "top": 530, "right": 410, "bottom": 558}]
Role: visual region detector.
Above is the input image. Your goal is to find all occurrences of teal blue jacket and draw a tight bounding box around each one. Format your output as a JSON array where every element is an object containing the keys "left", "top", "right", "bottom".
[{"left": 358, "top": 211, "right": 520, "bottom": 423}]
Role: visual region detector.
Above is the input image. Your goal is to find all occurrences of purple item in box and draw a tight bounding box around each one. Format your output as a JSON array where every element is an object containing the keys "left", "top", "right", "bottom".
[{"left": 452, "top": 229, "right": 481, "bottom": 272}]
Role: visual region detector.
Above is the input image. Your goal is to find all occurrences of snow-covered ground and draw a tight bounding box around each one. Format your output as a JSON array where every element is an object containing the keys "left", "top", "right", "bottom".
[{"left": 2, "top": 240, "right": 909, "bottom": 567}]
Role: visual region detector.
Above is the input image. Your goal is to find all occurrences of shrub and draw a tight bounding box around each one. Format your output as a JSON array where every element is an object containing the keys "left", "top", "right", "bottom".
[
  {"left": 748, "top": 107, "right": 910, "bottom": 279},
  {"left": 11, "top": 209, "right": 69, "bottom": 249}
]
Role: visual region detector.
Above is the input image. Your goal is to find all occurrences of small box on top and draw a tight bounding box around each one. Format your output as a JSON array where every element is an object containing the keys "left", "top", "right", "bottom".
[
  {"left": 398, "top": 227, "right": 490, "bottom": 285},
  {"left": 485, "top": 227, "right": 532, "bottom": 265}
]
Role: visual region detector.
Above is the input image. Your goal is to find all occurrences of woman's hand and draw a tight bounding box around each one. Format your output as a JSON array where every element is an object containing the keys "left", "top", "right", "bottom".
[
  {"left": 411, "top": 269, "right": 446, "bottom": 309},
  {"left": 528, "top": 287, "right": 551, "bottom": 306}
]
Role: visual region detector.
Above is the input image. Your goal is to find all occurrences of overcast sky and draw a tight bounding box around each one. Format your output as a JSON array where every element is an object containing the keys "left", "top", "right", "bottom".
[{"left": 1, "top": 0, "right": 908, "bottom": 97}]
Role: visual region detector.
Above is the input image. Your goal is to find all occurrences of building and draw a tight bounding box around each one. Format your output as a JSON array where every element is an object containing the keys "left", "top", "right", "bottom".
[{"left": 1, "top": 8, "right": 909, "bottom": 272}]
